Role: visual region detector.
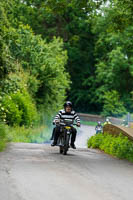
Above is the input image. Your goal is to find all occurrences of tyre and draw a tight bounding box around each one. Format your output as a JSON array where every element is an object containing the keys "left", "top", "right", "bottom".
[
  {"left": 66, "top": 134, "right": 70, "bottom": 148},
  {"left": 63, "top": 148, "right": 67, "bottom": 155},
  {"left": 63, "top": 134, "right": 70, "bottom": 155},
  {"left": 59, "top": 146, "right": 63, "bottom": 154}
]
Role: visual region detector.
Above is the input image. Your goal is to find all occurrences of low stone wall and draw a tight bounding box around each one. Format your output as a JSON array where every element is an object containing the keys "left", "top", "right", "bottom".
[
  {"left": 78, "top": 113, "right": 123, "bottom": 125},
  {"left": 103, "top": 124, "right": 133, "bottom": 141},
  {"left": 78, "top": 113, "right": 133, "bottom": 141},
  {"left": 78, "top": 113, "right": 105, "bottom": 123}
]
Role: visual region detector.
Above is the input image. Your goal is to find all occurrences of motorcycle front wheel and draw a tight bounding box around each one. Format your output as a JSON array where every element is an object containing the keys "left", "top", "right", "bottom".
[{"left": 63, "top": 134, "right": 70, "bottom": 155}]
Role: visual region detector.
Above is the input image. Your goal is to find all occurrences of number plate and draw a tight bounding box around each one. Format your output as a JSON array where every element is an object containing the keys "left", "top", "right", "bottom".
[{"left": 65, "top": 126, "right": 71, "bottom": 130}]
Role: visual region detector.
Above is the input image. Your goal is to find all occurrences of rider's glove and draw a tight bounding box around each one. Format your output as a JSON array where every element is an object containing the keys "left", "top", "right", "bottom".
[
  {"left": 53, "top": 120, "right": 60, "bottom": 125},
  {"left": 53, "top": 120, "right": 59, "bottom": 125},
  {"left": 53, "top": 121, "right": 56, "bottom": 125},
  {"left": 77, "top": 123, "right": 80, "bottom": 127}
]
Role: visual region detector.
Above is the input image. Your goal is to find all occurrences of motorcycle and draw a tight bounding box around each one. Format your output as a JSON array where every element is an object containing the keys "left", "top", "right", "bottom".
[
  {"left": 95, "top": 126, "right": 103, "bottom": 134},
  {"left": 56, "top": 119, "right": 77, "bottom": 155}
]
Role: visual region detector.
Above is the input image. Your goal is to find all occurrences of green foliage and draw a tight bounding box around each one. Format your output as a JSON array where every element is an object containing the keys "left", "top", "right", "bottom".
[
  {"left": 1, "top": 0, "right": 133, "bottom": 123},
  {"left": 0, "top": 91, "right": 38, "bottom": 126},
  {"left": 92, "top": 4, "right": 133, "bottom": 113},
  {"left": 88, "top": 133, "right": 104, "bottom": 148},
  {"left": 0, "top": 123, "right": 51, "bottom": 151},
  {"left": 0, "top": 123, "right": 8, "bottom": 151},
  {"left": 101, "top": 90, "right": 127, "bottom": 117},
  {"left": 7, "top": 125, "right": 50, "bottom": 143},
  {"left": 88, "top": 133, "right": 133, "bottom": 162},
  {"left": 0, "top": 66, "right": 26, "bottom": 95},
  {"left": 7, "top": 25, "right": 70, "bottom": 112},
  {"left": 5, "top": 0, "right": 106, "bottom": 38},
  {"left": 0, "top": 1, "right": 70, "bottom": 128},
  {"left": 80, "top": 120, "right": 97, "bottom": 126},
  {"left": 3, "top": 0, "right": 106, "bottom": 113},
  {"left": 0, "top": 3, "right": 15, "bottom": 79}
]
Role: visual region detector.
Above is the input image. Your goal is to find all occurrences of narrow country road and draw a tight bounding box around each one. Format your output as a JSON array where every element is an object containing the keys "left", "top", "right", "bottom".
[{"left": 0, "top": 125, "right": 133, "bottom": 200}]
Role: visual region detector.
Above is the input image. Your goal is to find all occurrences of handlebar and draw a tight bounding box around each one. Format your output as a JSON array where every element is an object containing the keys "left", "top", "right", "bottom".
[
  {"left": 53, "top": 122, "right": 80, "bottom": 127},
  {"left": 58, "top": 122, "right": 78, "bottom": 126}
]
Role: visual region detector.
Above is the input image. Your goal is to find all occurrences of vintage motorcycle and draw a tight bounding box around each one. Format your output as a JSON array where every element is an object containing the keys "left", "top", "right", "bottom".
[
  {"left": 56, "top": 119, "right": 77, "bottom": 155},
  {"left": 95, "top": 125, "right": 103, "bottom": 134}
]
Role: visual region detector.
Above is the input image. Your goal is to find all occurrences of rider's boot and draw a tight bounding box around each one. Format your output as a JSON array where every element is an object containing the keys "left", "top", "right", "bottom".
[
  {"left": 51, "top": 140, "right": 57, "bottom": 146},
  {"left": 70, "top": 143, "right": 76, "bottom": 149},
  {"left": 71, "top": 130, "right": 76, "bottom": 149},
  {"left": 50, "top": 128, "right": 55, "bottom": 140},
  {"left": 51, "top": 131, "right": 59, "bottom": 146}
]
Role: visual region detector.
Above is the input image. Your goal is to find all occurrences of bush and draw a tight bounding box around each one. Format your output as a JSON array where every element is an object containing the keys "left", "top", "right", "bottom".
[
  {"left": 101, "top": 90, "right": 127, "bottom": 117},
  {"left": 0, "top": 122, "right": 51, "bottom": 151},
  {"left": 0, "top": 91, "right": 38, "bottom": 126},
  {"left": 7, "top": 25, "right": 70, "bottom": 113},
  {"left": 87, "top": 133, "right": 133, "bottom": 162},
  {"left": 88, "top": 133, "right": 104, "bottom": 148},
  {"left": 0, "top": 123, "right": 8, "bottom": 151},
  {"left": 7, "top": 125, "right": 51, "bottom": 143}
]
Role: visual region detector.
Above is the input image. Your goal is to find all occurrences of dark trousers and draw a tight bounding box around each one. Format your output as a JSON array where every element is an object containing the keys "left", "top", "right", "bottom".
[{"left": 51, "top": 126, "right": 77, "bottom": 144}]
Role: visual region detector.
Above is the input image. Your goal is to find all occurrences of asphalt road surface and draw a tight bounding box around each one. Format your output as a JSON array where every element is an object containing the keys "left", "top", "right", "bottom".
[{"left": 0, "top": 125, "right": 133, "bottom": 200}]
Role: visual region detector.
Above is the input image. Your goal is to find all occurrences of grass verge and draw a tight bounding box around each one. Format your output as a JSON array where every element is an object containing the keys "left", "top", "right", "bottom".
[
  {"left": 81, "top": 120, "right": 97, "bottom": 126},
  {"left": 0, "top": 123, "right": 8, "bottom": 151},
  {"left": 7, "top": 125, "right": 51, "bottom": 143},
  {"left": 87, "top": 133, "right": 133, "bottom": 162},
  {"left": 0, "top": 123, "right": 51, "bottom": 151}
]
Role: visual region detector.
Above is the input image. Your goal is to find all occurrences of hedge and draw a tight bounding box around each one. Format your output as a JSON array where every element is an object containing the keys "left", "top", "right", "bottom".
[{"left": 88, "top": 133, "right": 133, "bottom": 162}]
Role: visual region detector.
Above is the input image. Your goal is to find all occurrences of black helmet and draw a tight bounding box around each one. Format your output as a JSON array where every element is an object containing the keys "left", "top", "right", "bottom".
[{"left": 64, "top": 101, "right": 72, "bottom": 108}]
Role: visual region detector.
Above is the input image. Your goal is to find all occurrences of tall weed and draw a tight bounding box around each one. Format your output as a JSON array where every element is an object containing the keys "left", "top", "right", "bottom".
[{"left": 7, "top": 125, "right": 51, "bottom": 143}]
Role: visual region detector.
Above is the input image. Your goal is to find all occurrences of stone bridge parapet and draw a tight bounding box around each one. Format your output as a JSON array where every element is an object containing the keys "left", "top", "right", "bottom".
[
  {"left": 103, "top": 124, "right": 133, "bottom": 141},
  {"left": 78, "top": 113, "right": 123, "bottom": 125}
]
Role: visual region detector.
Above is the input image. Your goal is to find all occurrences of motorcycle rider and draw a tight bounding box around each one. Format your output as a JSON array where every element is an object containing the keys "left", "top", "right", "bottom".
[
  {"left": 95, "top": 121, "right": 103, "bottom": 134},
  {"left": 51, "top": 101, "right": 80, "bottom": 149},
  {"left": 104, "top": 118, "right": 111, "bottom": 126}
]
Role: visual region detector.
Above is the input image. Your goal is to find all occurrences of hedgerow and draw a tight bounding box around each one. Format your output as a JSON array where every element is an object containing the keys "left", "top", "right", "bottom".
[
  {"left": 0, "top": 122, "right": 51, "bottom": 151},
  {"left": 87, "top": 133, "right": 133, "bottom": 162},
  {"left": 0, "top": 123, "right": 8, "bottom": 151}
]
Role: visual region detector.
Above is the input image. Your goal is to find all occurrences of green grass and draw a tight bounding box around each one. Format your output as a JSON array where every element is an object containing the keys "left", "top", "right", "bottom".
[
  {"left": 88, "top": 133, "right": 133, "bottom": 162},
  {"left": 7, "top": 125, "right": 51, "bottom": 143},
  {"left": 0, "top": 123, "right": 52, "bottom": 151},
  {"left": 81, "top": 120, "right": 98, "bottom": 126}
]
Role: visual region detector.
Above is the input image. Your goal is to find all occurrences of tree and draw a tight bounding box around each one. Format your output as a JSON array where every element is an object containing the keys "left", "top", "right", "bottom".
[
  {"left": 101, "top": 90, "right": 126, "bottom": 117},
  {"left": 3, "top": 0, "right": 107, "bottom": 112},
  {"left": 92, "top": 4, "right": 133, "bottom": 113},
  {"left": 6, "top": 25, "right": 70, "bottom": 112},
  {"left": 0, "top": 1, "right": 70, "bottom": 126}
]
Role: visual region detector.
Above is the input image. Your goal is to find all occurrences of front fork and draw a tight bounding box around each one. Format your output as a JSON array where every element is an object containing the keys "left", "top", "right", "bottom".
[{"left": 64, "top": 130, "right": 71, "bottom": 147}]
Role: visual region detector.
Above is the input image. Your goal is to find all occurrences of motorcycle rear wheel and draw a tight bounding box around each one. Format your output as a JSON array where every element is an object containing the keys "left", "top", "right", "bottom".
[
  {"left": 63, "top": 148, "right": 67, "bottom": 155},
  {"left": 59, "top": 146, "right": 63, "bottom": 154}
]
